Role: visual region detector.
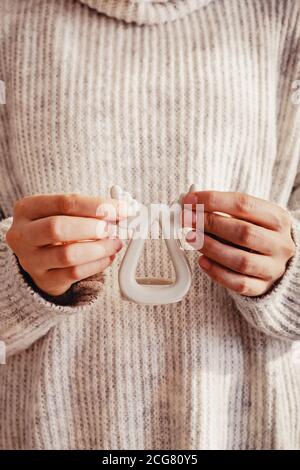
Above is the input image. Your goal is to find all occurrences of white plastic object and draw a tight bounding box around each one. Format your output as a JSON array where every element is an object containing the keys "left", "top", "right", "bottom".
[
  {"left": 111, "top": 185, "right": 140, "bottom": 217},
  {"left": 110, "top": 185, "right": 193, "bottom": 305}
]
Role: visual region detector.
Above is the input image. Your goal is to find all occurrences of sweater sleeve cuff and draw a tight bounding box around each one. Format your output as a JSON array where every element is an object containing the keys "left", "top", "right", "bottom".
[
  {"left": 229, "top": 216, "right": 300, "bottom": 341},
  {"left": 0, "top": 218, "right": 104, "bottom": 356}
]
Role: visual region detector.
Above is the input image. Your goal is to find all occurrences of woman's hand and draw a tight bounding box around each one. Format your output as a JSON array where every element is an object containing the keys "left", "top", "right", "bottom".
[
  {"left": 183, "top": 191, "right": 296, "bottom": 297},
  {"left": 6, "top": 194, "right": 128, "bottom": 296}
]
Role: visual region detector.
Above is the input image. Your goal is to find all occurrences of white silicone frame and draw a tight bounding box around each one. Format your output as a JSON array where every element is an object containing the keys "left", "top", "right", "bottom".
[{"left": 110, "top": 185, "right": 195, "bottom": 305}]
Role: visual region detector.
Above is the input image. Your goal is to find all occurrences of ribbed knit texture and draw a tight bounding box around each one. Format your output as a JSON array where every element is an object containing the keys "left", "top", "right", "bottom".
[
  {"left": 0, "top": 0, "right": 300, "bottom": 450},
  {"left": 79, "top": 0, "right": 214, "bottom": 25}
]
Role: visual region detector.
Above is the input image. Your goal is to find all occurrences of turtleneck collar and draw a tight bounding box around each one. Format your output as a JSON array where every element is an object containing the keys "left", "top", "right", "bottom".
[{"left": 77, "top": 0, "right": 215, "bottom": 25}]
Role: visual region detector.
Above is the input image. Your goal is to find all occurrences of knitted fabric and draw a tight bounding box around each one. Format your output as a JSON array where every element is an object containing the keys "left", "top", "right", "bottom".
[{"left": 0, "top": 0, "right": 300, "bottom": 450}]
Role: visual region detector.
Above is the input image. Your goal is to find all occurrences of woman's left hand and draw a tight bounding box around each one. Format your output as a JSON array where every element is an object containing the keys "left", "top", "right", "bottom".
[{"left": 182, "top": 191, "right": 296, "bottom": 297}]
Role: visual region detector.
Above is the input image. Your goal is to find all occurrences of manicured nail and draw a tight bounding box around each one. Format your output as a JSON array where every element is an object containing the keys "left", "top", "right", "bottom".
[
  {"left": 183, "top": 193, "right": 198, "bottom": 205},
  {"left": 189, "top": 184, "right": 201, "bottom": 193},
  {"left": 199, "top": 256, "right": 211, "bottom": 271},
  {"left": 186, "top": 230, "right": 196, "bottom": 243},
  {"left": 114, "top": 239, "right": 123, "bottom": 251}
]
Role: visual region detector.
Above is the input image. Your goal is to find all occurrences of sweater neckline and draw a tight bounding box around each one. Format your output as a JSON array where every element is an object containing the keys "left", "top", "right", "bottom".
[{"left": 77, "top": 0, "right": 215, "bottom": 25}]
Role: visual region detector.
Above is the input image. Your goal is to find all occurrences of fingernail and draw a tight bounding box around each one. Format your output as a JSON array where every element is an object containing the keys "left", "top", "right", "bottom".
[
  {"left": 186, "top": 230, "right": 196, "bottom": 243},
  {"left": 114, "top": 239, "right": 123, "bottom": 251},
  {"left": 199, "top": 256, "right": 211, "bottom": 271},
  {"left": 189, "top": 184, "right": 201, "bottom": 193},
  {"left": 183, "top": 193, "right": 198, "bottom": 205}
]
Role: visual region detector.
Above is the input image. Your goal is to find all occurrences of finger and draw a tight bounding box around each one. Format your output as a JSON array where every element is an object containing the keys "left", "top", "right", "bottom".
[
  {"left": 198, "top": 256, "right": 270, "bottom": 297},
  {"left": 14, "top": 194, "right": 129, "bottom": 221},
  {"left": 184, "top": 211, "right": 278, "bottom": 255},
  {"left": 182, "top": 191, "right": 289, "bottom": 231},
  {"left": 32, "top": 238, "right": 123, "bottom": 270},
  {"left": 181, "top": 207, "right": 204, "bottom": 231},
  {"left": 40, "top": 257, "right": 113, "bottom": 296},
  {"left": 198, "top": 234, "right": 276, "bottom": 280},
  {"left": 24, "top": 216, "right": 110, "bottom": 246}
]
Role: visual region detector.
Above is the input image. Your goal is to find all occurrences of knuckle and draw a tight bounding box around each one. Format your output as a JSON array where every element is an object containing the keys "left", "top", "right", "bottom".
[
  {"left": 263, "top": 268, "right": 274, "bottom": 282},
  {"left": 237, "top": 254, "right": 251, "bottom": 273},
  {"left": 205, "top": 212, "right": 215, "bottom": 232},
  {"left": 61, "top": 244, "right": 77, "bottom": 266},
  {"left": 237, "top": 224, "right": 253, "bottom": 245},
  {"left": 236, "top": 193, "right": 255, "bottom": 214},
  {"left": 271, "top": 208, "right": 291, "bottom": 231},
  {"left": 272, "top": 214, "right": 285, "bottom": 231},
  {"left": 47, "top": 216, "right": 64, "bottom": 241},
  {"left": 235, "top": 278, "right": 250, "bottom": 295},
  {"left": 59, "top": 194, "right": 78, "bottom": 215},
  {"left": 283, "top": 240, "right": 296, "bottom": 259},
  {"left": 68, "top": 265, "right": 82, "bottom": 281},
  {"left": 207, "top": 191, "right": 218, "bottom": 208}
]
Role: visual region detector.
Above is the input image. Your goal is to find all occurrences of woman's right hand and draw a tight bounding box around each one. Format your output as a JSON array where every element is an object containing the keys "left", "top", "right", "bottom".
[{"left": 5, "top": 193, "right": 128, "bottom": 296}]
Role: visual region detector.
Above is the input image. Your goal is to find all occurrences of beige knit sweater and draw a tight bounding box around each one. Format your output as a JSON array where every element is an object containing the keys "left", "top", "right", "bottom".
[{"left": 0, "top": 0, "right": 300, "bottom": 450}]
